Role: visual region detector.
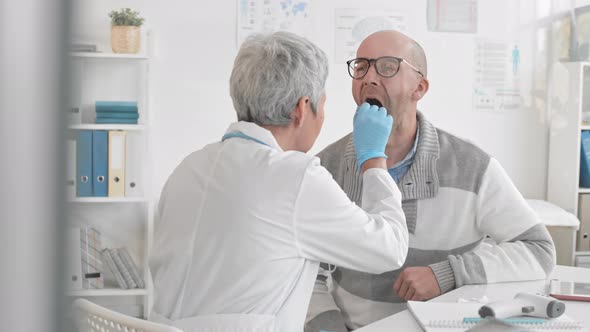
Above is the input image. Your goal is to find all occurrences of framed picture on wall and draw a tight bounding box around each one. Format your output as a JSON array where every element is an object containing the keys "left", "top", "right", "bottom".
[
  {"left": 550, "top": 15, "right": 571, "bottom": 63},
  {"left": 573, "top": 7, "right": 590, "bottom": 61}
]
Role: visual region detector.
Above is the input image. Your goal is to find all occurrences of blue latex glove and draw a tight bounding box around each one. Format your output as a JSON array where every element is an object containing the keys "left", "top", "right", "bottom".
[{"left": 353, "top": 102, "right": 393, "bottom": 170}]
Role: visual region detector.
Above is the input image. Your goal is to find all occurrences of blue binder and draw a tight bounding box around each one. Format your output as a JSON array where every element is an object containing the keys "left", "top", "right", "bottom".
[
  {"left": 581, "top": 131, "right": 590, "bottom": 188},
  {"left": 92, "top": 130, "right": 108, "bottom": 197},
  {"left": 76, "top": 131, "right": 93, "bottom": 197}
]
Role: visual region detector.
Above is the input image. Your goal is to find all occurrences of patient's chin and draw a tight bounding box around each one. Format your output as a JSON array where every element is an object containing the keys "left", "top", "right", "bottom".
[{"left": 365, "top": 98, "right": 383, "bottom": 108}]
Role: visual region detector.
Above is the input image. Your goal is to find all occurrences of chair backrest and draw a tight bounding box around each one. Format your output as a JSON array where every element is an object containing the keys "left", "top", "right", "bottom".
[{"left": 73, "top": 298, "right": 184, "bottom": 332}]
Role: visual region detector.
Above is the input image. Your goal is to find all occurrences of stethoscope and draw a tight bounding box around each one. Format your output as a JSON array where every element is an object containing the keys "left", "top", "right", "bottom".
[{"left": 221, "top": 131, "right": 271, "bottom": 148}]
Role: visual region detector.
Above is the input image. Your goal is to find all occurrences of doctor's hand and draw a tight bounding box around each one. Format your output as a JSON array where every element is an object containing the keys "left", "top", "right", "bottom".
[
  {"left": 353, "top": 102, "right": 393, "bottom": 171},
  {"left": 393, "top": 266, "right": 441, "bottom": 301}
]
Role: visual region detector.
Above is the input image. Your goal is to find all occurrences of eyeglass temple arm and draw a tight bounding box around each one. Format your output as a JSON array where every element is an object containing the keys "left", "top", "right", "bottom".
[{"left": 402, "top": 59, "right": 424, "bottom": 77}]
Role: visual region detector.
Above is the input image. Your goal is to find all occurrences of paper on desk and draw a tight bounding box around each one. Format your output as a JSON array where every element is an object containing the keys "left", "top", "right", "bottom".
[
  {"left": 407, "top": 301, "right": 583, "bottom": 332},
  {"left": 457, "top": 296, "right": 490, "bottom": 304}
]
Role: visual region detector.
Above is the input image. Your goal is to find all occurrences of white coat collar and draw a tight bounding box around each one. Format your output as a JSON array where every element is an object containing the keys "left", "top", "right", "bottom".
[{"left": 224, "top": 121, "right": 284, "bottom": 152}]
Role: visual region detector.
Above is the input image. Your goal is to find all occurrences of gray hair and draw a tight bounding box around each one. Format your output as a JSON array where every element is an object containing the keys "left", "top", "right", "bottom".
[{"left": 230, "top": 31, "right": 329, "bottom": 126}]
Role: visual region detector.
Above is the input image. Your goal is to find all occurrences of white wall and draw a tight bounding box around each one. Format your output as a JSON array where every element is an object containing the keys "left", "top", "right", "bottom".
[{"left": 72, "top": 0, "right": 557, "bottom": 200}]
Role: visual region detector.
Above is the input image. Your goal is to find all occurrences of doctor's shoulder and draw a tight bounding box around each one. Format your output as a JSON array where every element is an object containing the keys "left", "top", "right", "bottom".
[
  {"left": 164, "top": 141, "right": 225, "bottom": 179},
  {"left": 272, "top": 150, "right": 340, "bottom": 185},
  {"left": 263, "top": 149, "right": 333, "bottom": 182}
]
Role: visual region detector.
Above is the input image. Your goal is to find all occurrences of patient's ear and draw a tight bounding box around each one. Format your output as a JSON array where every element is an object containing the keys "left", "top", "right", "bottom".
[
  {"left": 412, "top": 78, "right": 429, "bottom": 101},
  {"left": 292, "top": 96, "right": 310, "bottom": 128}
]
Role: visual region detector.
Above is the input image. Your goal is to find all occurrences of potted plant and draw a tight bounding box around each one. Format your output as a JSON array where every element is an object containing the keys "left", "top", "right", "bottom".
[{"left": 108, "top": 8, "right": 145, "bottom": 54}]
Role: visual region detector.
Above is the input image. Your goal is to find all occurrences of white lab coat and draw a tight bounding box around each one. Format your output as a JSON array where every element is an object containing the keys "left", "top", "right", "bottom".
[{"left": 149, "top": 121, "right": 408, "bottom": 331}]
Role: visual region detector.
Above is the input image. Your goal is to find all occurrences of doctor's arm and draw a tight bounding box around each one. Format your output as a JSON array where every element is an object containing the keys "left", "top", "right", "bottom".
[
  {"left": 304, "top": 103, "right": 408, "bottom": 329},
  {"left": 293, "top": 102, "right": 409, "bottom": 272},
  {"left": 293, "top": 159, "right": 409, "bottom": 274},
  {"left": 301, "top": 159, "right": 409, "bottom": 331}
]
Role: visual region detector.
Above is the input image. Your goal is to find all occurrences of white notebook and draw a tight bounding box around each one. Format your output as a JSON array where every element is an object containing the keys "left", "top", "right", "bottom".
[{"left": 407, "top": 301, "right": 584, "bottom": 332}]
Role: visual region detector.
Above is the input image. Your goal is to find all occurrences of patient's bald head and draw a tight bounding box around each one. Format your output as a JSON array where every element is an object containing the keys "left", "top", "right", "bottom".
[
  {"left": 359, "top": 30, "right": 427, "bottom": 77},
  {"left": 353, "top": 30, "right": 430, "bottom": 116}
]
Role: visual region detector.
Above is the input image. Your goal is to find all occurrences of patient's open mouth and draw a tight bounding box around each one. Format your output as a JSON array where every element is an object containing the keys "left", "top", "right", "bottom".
[{"left": 365, "top": 98, "right": 383, "bottom": 108}]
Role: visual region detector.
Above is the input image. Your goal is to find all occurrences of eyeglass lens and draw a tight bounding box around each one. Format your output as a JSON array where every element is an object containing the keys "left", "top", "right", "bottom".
[{"left": 348, "top": 57, "right": 401, "bottom": 78}]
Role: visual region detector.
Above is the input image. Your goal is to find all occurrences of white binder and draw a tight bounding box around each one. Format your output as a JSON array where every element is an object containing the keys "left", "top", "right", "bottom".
[
  {"left": 66, "top": 227, "right": 83, "bottom": 290},
  {"left": 65, "top": 139, "right": 76, "bottom": 199},
  {"left": 125, "top": 133, "right": 144, "bottom": 197}
]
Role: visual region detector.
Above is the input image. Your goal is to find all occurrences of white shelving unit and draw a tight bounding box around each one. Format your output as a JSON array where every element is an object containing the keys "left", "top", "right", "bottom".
[
  {"left": 67, "top": 197, "right": 149, "bottom": 203},
  {"left": 68, "top": 124, "right": 147, "bottom": 131},
  {"left": 66, "top": 48, "right": 154, "bottom": 319},
  {"left": 66, "top": 288, "right": 149, "bottom": 297},
  {"left": 547, "top": 61, "right": 590, "bottom": 266},
  {"left": 71, "top": 52, "right": 148, "bottom": 60}
]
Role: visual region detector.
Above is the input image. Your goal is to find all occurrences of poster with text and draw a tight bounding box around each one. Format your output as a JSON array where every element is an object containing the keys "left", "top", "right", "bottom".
[
  {"left": 473, "top": 39, "right": 521, "bottom": 112},
  {"left": 237, "top": 0, "right": 311, "bottom": 47},
  {"left": 427, "top": 0, "right": 477, "bottom": 33},
  {"left": 335, "top": 8, "right": 408, "bottom": 63}
]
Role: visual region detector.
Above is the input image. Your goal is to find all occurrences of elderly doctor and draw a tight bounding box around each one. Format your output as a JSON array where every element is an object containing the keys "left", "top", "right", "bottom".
[{"left": 149, "top": 31, "right": 409, "bottom": 332}]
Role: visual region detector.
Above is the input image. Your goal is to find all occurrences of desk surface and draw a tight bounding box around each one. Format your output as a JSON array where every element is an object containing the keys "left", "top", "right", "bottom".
[{"left": 356, "top": 265, "right": 590, "bottom": 331}]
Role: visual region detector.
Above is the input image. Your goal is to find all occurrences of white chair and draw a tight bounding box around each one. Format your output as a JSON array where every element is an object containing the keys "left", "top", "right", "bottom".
[{"left": 72, "top": 298, "right": 183, "bottom": 332}]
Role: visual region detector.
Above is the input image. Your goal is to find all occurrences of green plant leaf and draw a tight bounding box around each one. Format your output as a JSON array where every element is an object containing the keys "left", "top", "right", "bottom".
[{"left": 108, "top": 8, "right": 145, "bottom": 26}]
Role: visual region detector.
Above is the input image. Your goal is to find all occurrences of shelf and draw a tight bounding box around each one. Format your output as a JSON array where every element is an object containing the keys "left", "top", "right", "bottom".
[
  {"left": 581, "top": 126, "right": 590, "bottom": 131},
  {"left": 66, "top": 288, "right": 148, "bottom": 297},
  {"left": 67, "top": 197, "right": 147, "bottom": 203},
  {"left": 579, "top": 188, "right": 590, "bottom": 194},
  {"left": 68, "top": 124, "right": 146, "bottom": 131},
  {"left": 70, "top": 52, "right": 148, "bottom": 60},
  {"left": 576, "top": 251, "right": 590, "bottom": 255},
  {"left": 68, "top": 44, "right": 153, "bottom": 318}
]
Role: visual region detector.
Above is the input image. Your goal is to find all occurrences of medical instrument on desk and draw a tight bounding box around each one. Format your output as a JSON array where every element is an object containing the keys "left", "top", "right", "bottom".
[{"left": 478, "top": 292, "right": 565, "bottom": 319}]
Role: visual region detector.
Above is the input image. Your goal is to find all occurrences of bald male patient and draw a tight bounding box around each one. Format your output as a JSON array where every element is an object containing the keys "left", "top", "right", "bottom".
[{"left": 305, "top": 30, "right": 556, "bottom": 331}]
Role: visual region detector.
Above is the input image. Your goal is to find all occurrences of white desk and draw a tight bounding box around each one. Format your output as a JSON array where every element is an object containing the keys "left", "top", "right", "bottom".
[{"left": 356, "top": 265, "right": 590, "bottom": 331}]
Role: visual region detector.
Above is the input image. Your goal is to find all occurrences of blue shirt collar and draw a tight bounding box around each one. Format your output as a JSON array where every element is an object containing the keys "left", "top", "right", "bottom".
[{"left": 390, "top": 125, "right": 420, "bottom": 170}]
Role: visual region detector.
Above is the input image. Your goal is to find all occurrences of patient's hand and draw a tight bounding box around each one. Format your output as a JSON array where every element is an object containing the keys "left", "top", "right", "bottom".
[{"left": 393, "top": 266, "right": 441, "bottom": 301}]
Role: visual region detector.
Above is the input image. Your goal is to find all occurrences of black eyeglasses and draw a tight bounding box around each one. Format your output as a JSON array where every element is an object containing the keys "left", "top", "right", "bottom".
[{"left": 346, "top": 56, "right": 424, "bottom": 79}]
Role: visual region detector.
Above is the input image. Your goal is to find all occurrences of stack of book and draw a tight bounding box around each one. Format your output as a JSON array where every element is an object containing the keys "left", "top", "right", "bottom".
[
  {"left": 101, "top": 247, "right": 145, "bottom": 290},
  {"left": 95, "top": 101, "right": 139, "bottom": 124},
  {"left": 70, "top": 43, "right": 97, "bottom": 52}
]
